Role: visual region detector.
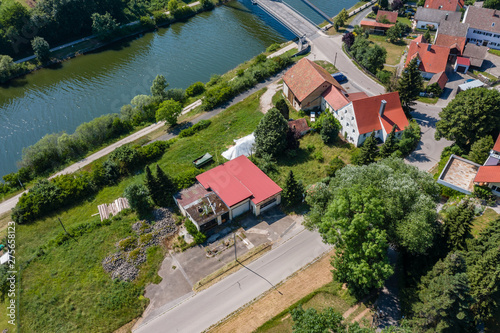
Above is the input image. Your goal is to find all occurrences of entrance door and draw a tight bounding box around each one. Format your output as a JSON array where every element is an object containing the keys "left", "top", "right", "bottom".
[
  {"left": 483, "top": 40, "right": 489, "bottom": 46},
  {"left": 231, "top": 201, "right": 250, "bottom": 219}
]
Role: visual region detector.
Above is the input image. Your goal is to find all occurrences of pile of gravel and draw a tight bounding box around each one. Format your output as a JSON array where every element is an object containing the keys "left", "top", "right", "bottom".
[
  {"left": 102, "top": 253, "right": 139, "bottom": 282},
  {"left": 102, "top": 208, "right": 178, "bottom": 281}
]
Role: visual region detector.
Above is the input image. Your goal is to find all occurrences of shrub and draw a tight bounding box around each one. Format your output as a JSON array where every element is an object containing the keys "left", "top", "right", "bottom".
[
  {"left": 165, "top": 88, "right": 186, "bottom": 102},
  {"left": 140, "top": 16, "right": 155, "bottom": 29},
  {"left": 185, "top": 219, "right": 206, "bottom": 244},
  {"left": 139, "top": 141, "right": 170, "bottom": 162},
  {"left": 178, "top": 120, "right": 212, "bottom": 138},
  {"left": 377, "top": 70, "right": 392, "bottom": 84},
  {"left": 313, "top": 150, "right": 324, "bottom": 162},
  {"left": 118, "top": 236, "right": 137, "bottom": 251},
  {"left": 185, "top": 81, "right": 205, "bottom": 97},
  {"left": 266, "top": 43, "right": 281, "bottom": 53},
  {"left": 174, "top": 168, "right": 203, "bottom": 189}
]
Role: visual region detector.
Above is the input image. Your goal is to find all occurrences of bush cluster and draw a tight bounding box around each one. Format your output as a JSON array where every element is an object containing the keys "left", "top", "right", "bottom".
[
  {"left": 201, "top": 54, "right": 292, "bottom": 110},
  {"left": 12, "top": 141, "right": 171, "bottom": 224},
  {"left": 184, "top": 218, "right": 207, "bottom": 244},
  {"left": 178, "top": 120, "right": 212, "bottom": 138}
]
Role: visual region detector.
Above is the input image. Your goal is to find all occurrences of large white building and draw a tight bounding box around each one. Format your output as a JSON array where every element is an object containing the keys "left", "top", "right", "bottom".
[{"left": 463, "top": 6, "right": 500, "bottom": 50}]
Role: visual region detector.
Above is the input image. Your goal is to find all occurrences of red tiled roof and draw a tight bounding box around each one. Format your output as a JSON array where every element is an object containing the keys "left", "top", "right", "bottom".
[
  {"left": 377, "top": 10, "right": 398, "bottom": 23},
  {"left": 288, "top": 118, "right": 311, "bottom": 135},
  {"left": 435, "top": 34, "right": 466, "bottom": 54},
  {"left": 493, "top": 134, "right": 500, "bottom": 153},
  {"left": 405, "top": 41, "right": 450, "bottom": 74},
  {"left": 474, "top": 166, "right": 500, "bottom": 183},
  {"left": 424, "top": 0, "right": 463, "bottom": 11},
  {"left": 428, "top": 71, "right": 448, "bottom": 89},
  {"left": 456, "top": 56, "right": 470, "bottom": 66},
  {"left": 321, "top": 85, "right": 350, "bottom": 110},
  {"left": 360, "top": 20, "right": 394, "bottom": 29},
  {"left": 283, "top": 58, "right": 344, "bottom": 102},
  {"left": 345, "top": 92, "right": 369, "bottom": 101},
  {"left": 196, "top": 155, "right": 282, "bottom": 206},
  {"left": 414, "top": 35, "right": 424, "bottom": 43},
  {"left": 352, "top": 92, "right": 409, "bottom": 135}
]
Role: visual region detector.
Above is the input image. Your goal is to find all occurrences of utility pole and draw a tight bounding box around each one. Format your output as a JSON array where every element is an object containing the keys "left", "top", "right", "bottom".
[
  {"left": 233, "top": 233, "right": 237, "bottom": 261},
  {"left": 58, "top": 217, "right": 77, "bottom": 242}
]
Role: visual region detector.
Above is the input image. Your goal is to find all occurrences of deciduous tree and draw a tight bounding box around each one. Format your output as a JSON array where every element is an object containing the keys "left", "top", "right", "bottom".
[
  {"left": 320, "top": 115, "right": 341, "bottom": 144},
  {"left": 124, "top": 183, "right": 152, "bottom": 215},
  {"left": 31, "top": 36, "right": 50, "bottom": 62},
  {"left": 150, "top": 74, "right": 169, "bottom": 99},
  {"left": 156, "top": 99, "right": 183, "bottom": 126},
  {"left": 91, "top": 12, "right": 118, "bottom": 40},
  {"left": 342, "top": 32, "right": 355, "bottom": 49},
  {"left": 435, "top": 88, "right": 500, "bottom": 150},
  {"left": 467, "top": 135, "right": 494, "bottom": 165}
]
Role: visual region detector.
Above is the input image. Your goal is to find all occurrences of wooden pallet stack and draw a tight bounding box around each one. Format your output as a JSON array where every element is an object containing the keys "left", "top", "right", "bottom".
[{"left": 97, "top": 197, "right": 130, "bottom": 221}]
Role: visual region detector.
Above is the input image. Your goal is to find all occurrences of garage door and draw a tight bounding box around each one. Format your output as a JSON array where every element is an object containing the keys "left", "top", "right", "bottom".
[{"left": 231, "top": 201, "right": 250, "bottom": 219}]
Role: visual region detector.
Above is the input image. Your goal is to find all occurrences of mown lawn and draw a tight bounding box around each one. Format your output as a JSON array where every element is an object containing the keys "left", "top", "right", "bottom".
[
  {"left": 369, "top": 34, "right": 407, "bottom": 66},
  {"left": 472, "top": 208, "right": 499, "bottom": 237}
]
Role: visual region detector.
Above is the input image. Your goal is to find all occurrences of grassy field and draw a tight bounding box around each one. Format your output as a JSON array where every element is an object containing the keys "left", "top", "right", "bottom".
[
  {"left": 472, "top": 70, "right": 497, "bottom": 81},
  {"left": 255, "top": 281, "right": 370, "bottom": 332},
  {"left": 397, "top": 17, "right": 412, "bottom": 27},
  {"left": 17, "top": 90, "right": 266, "bottom": 332},
  {"left": 417, "top": 96, "right": 439, "bottom": 104},
  {"left": 472, "top": 208, "right": 499, "bottom": 237},
  {"left": 368, "top": 34, "right": 407, "bottom": 66}
]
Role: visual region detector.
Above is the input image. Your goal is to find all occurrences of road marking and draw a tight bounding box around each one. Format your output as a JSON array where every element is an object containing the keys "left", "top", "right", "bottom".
[{"left": 169, "top": 251, "right": 193, "bottom": 286}]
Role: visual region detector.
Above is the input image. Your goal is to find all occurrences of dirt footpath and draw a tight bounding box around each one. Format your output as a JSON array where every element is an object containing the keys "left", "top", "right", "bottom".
[
  {"left": 259, "top": 81, "right": 282, "bottom": 113},
  {"left": 209, "top": 249, "right": 335, "bottom": 333}
]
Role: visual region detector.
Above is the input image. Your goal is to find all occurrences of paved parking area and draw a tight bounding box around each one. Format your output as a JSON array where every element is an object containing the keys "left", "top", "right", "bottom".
[{"left": 140, "top": 208, "right": 304, "bottom": 326}]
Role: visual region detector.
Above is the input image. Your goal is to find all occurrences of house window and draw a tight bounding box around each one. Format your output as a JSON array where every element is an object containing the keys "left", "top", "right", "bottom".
[
  {"left": 352, "top": 129, "right": 355, "bottom": 133},
  {"left": 346, "top": 122, "right": 350, "bottom": 127},
  {"left": 260, "top": 198, "right": 277, "bottom": 210},
  {"left": 351, "top": 116, "right": 354, "bottom": 120},
  {"left": 492, "top": 185, "right": 500, "bottom": 192},
  {"left": 493, "top": 23, "right": 496, "bottom": 27}
]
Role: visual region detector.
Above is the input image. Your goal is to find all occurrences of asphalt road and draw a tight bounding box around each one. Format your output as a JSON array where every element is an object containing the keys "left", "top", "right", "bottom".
[
  {"left": 405, "top": 102, "right": 452, "bottom": 171},
  {"left": 134, "top": 228, "right": 331, "bottom": 333}
]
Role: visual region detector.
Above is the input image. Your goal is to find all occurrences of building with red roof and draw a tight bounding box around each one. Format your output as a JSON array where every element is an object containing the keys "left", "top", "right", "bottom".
[
  {"left": 424, "top": 0, "right": 463, "bottom": 11},
  {"left": 283, "top": 58, "right": 344, "bottom": 111},
  {"left": 474, "top": 134, "right": 500, "bottom": 196},
  {"left": 405, "top": 39, "right": 450, "bottom": 79},
  {"left": 360, "top": 20, "right": 394, "bottom": 33},
  {"left": 428, "top": 71, "right": 448, "bottom": 90},
  {"left": 175, "top": 156, "right": 282, "bottom": 231},
  {"left": 377, "top": 10, "right": 398, "bottom": 23},
  {"left": 454, "top": 56, "right": 470, "bottom": 73}
]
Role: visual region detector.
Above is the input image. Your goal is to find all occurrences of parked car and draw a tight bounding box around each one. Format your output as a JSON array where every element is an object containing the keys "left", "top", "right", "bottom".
[{"left": 331, "top": 72, "right": 347, "bottom": 83}]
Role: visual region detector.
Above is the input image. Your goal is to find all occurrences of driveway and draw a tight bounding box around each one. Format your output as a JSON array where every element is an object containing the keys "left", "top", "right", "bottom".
[
  {"left": 405, "top": 102, "right": 452, "bottom": 171},
  {"left": 137, "top": 208, "right": 305, "bottom": 329}
]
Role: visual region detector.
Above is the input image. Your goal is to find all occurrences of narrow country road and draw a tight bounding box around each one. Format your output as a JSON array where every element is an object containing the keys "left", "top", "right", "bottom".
[{"left": 133, "top": 228, "right": 332, "bottom": 333}]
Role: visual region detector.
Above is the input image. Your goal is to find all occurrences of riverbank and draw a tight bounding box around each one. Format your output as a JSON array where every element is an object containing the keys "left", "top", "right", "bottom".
[{"left": 5, "top": 0, "right": 225, "bottom": 84}]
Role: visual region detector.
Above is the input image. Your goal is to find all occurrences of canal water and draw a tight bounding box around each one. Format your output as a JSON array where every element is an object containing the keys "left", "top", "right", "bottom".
[{"left": 0, "top": 0, "right": 357, "bottom": 177}]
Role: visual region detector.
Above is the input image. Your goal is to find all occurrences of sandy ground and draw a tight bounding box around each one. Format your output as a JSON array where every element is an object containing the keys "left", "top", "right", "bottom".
[
  {"left": 209, "top": 249, "right": 335, "bottom": 333},
  {"left": 259, "top": 81, "right": 282, "bottom": 113}
]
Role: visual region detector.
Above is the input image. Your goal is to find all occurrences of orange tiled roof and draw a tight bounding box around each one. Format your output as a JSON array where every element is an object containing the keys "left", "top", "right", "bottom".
[
  {"left": 424, "top": 0, "right": 463, "bottom": 11},
  {"left": 405, "top": 41, "right": 450, "bottom": 74},
  {"left": 321, "top": 85, "right": 350, "bottom": 110},
  {"left": 428, "top": 71, "right": 448, "bottom": 89},
  {"left": 360, "top": 20, "right": 394, "bottom": 29},
  {"left": 351, "top": 92, "right": 409, "bottom": 135},
  {"left": 474, "top": 166, "right": 500, "bottom": 183},
  {"left": 377, "top": 10, "right": 398, "bottom": 23},
  {"left": 493, "top": 134, "right": 500, "bottom": 153},
  {"left": 435, "top": 34, "right": 466, "bottom": 54},
  {"left": 283, "top": 58, "right": 344, "bottom": 102}
]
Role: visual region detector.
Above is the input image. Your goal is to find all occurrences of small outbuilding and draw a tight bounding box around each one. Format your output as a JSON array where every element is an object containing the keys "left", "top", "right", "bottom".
[
  {"left": 457, "top": 79, "right": 485, "bottom": 92},
  {"left": 454, "top": 56, "right": 470, "bottom": 73}
]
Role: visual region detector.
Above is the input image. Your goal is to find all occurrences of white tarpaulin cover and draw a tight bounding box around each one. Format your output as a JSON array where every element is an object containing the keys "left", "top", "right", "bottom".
[{"left": 222, "top": 133, "right": 255, "bottom": 160}]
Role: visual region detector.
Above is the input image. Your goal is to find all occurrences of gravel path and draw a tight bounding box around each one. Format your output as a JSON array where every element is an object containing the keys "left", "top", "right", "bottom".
[{"left": 259, "top": 81, "right": 282, "bottom": 113}]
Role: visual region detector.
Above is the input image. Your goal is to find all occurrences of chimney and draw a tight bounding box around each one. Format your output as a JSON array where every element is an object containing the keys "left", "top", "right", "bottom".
[
  {"left": 445, "top": 13, "right": 448, "bottom": 20},
  {"left": 379, "top": 100, "right": 387, "bottom": 117}
]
